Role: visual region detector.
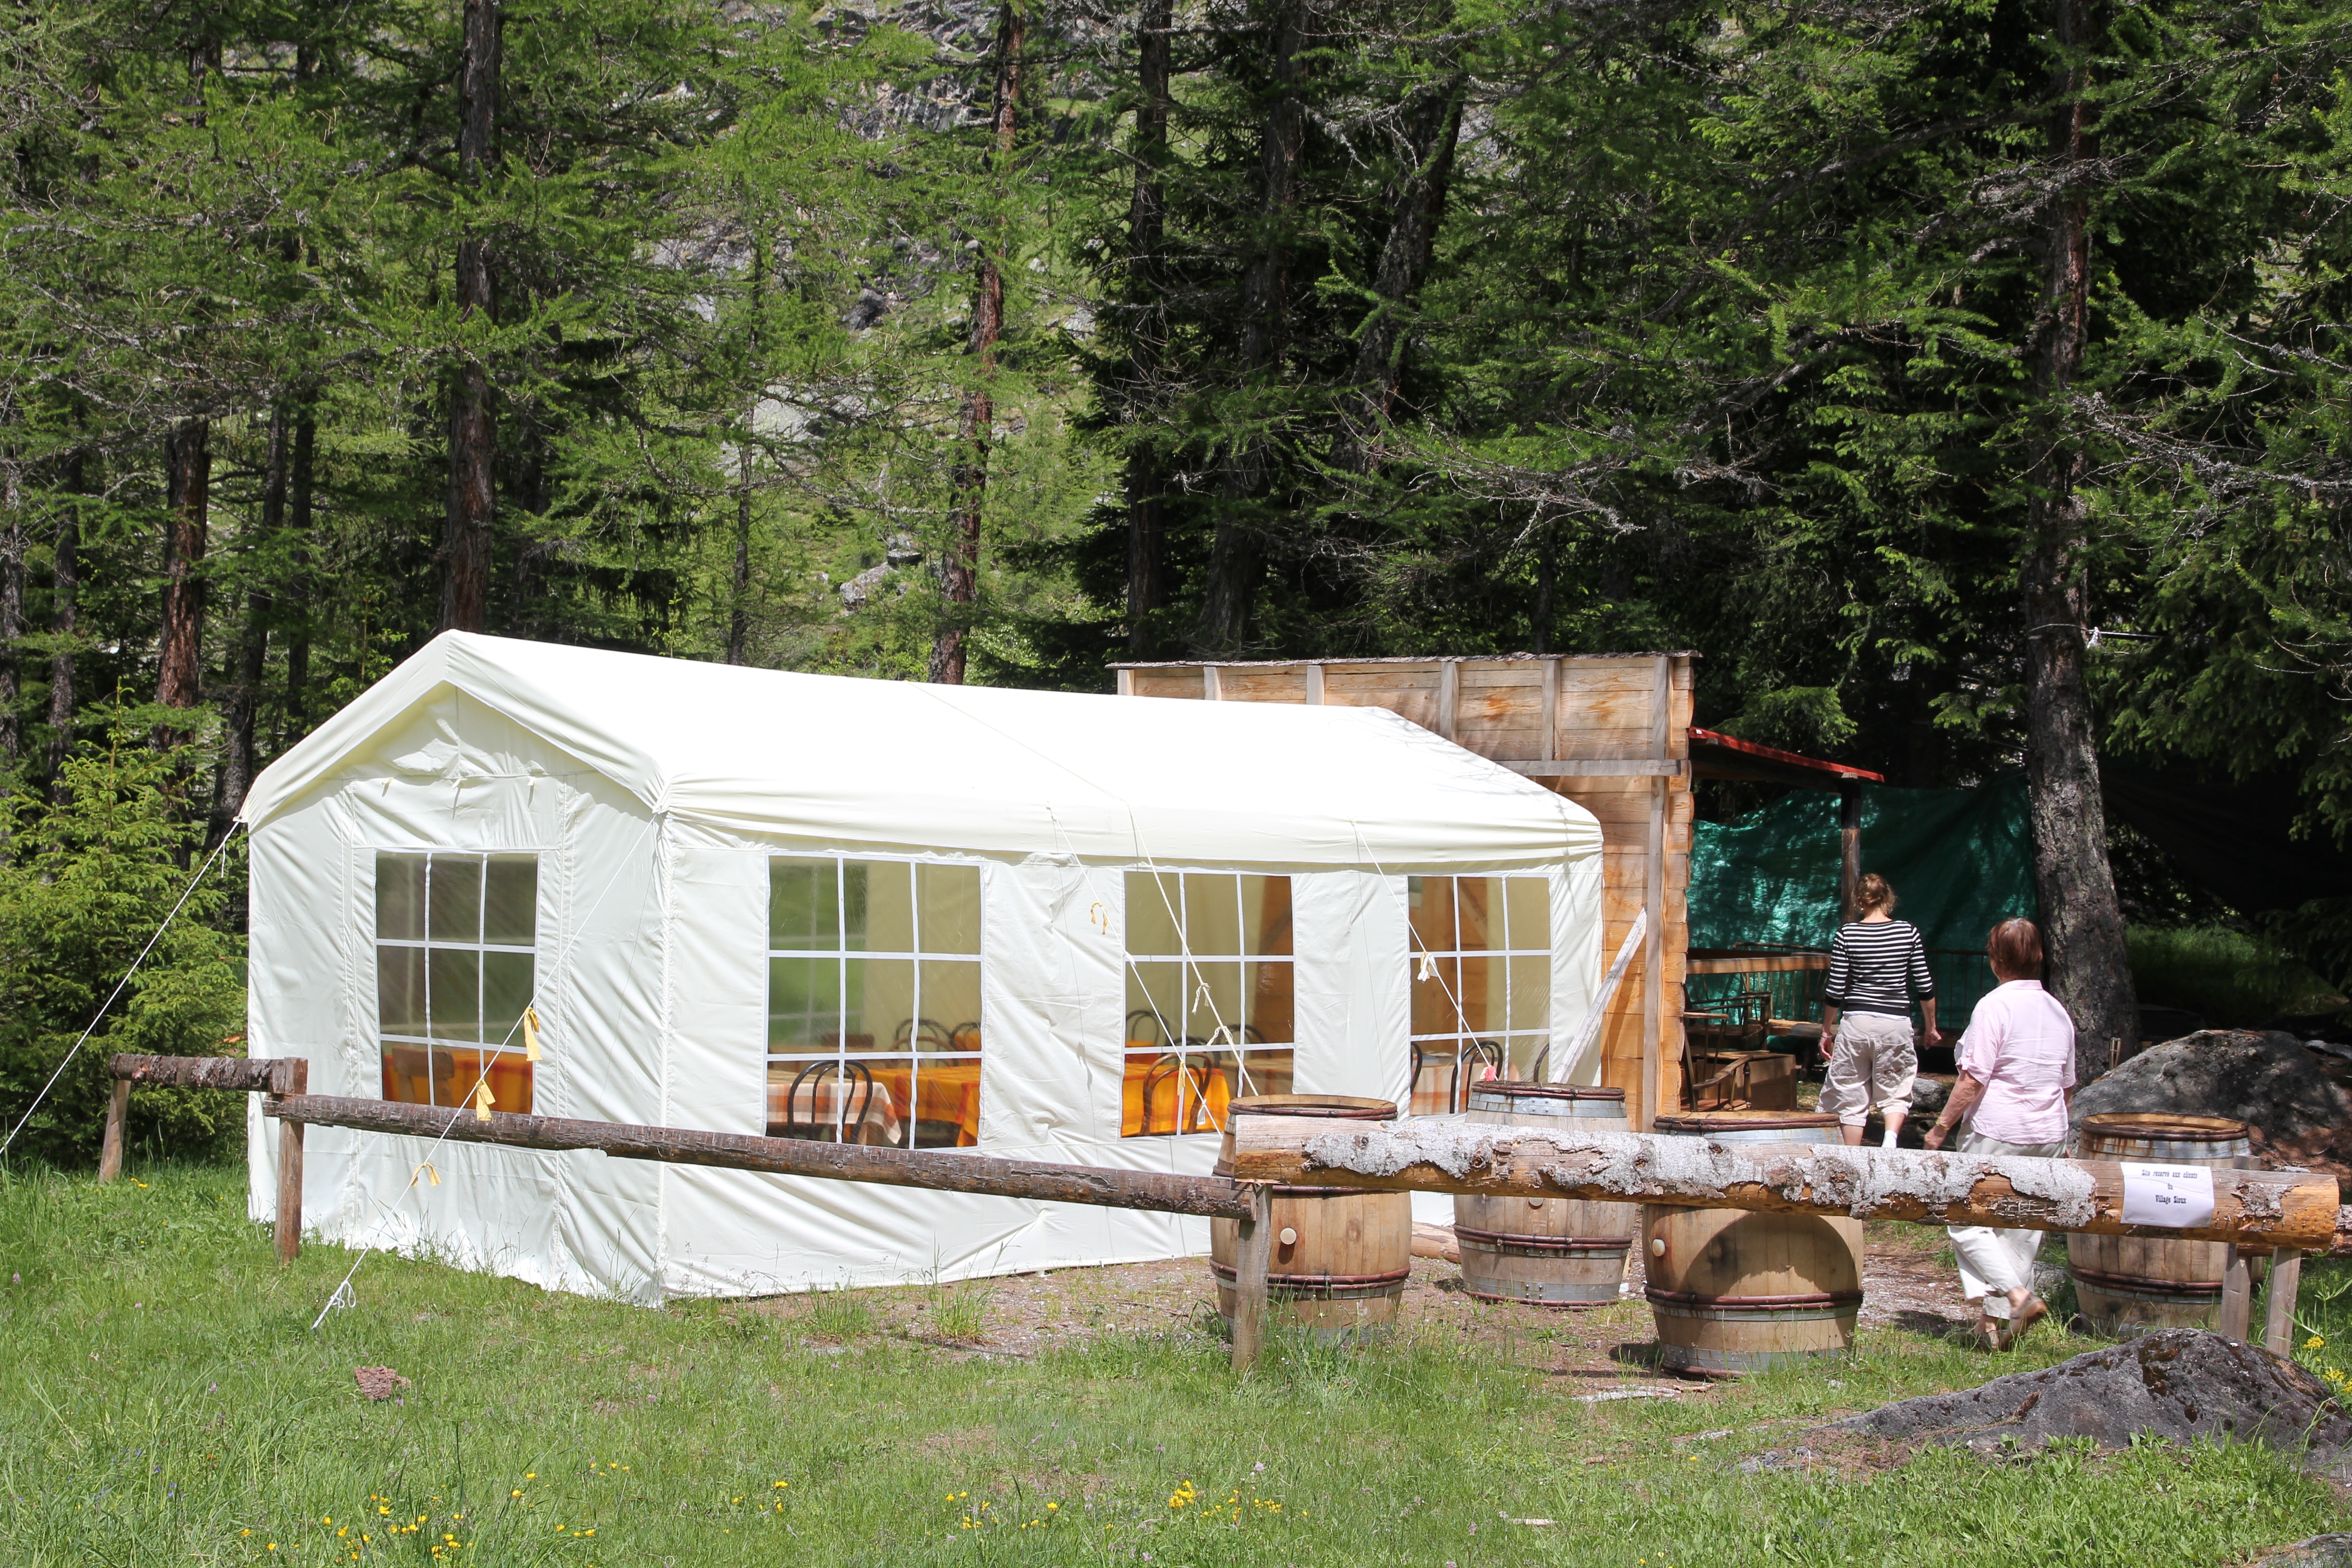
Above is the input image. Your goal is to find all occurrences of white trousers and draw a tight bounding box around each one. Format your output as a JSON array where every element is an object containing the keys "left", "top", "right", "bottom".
[{"left": 1946, "top": 1129, "right": 2064, "bottom": 1318}]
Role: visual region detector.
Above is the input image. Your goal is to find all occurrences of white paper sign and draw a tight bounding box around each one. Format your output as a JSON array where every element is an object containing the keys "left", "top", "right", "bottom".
[{"left": 2119, "top": 1162, "right": 2216, "bottom": 1229}]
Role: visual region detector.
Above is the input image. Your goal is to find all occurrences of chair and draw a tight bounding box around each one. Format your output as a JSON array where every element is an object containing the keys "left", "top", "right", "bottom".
[
  {"left": 894, "top": 1018, "right": 954, "bottom": 1053},
  {"left": 1138, "top": 1052, "right": 1221, "bottom": 1135},
  {"left": 1412, "top": 1038, "right": 1503, "bottom": 1114},
  {"left": 946, "top": 1020, "right": 982, "bottom": 1052},
  {"left": 783, "top": 1059, "right": 878, "bottom": 1143},
  {"left": 1125, "top": 1009, "right": 1165, "bottom": 1049}
]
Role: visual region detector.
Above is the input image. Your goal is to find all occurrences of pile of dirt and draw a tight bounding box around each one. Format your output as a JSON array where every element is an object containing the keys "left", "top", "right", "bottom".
[
  {"left": 1830, "top": 1330, "right": 2352, "bottom": 1477},
  {"left": 2074, "top": 1029, "right": 2352, "bottom": 1170}
]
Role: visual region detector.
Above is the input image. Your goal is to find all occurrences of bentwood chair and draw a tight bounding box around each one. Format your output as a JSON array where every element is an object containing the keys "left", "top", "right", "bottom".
[{"left": 783, "top": 1059, "right": 878, "bottom": 1143}]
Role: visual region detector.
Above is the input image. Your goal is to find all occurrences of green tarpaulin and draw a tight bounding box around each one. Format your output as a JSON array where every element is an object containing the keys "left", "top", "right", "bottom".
[{"left": 1689, "top": 775, "right": 2039, "bottom": 955}]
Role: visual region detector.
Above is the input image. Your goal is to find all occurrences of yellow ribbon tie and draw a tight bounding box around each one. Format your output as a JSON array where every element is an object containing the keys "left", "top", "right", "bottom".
[
  {"left": 411, "top": 1162, "right": 441, "bottom": 1188},
  {"left": 474, "top": 1081, "right": 495, "bottom": 1122},
  {"left": 523, "top": 1006, "right": 542, "bottom": 1063}
]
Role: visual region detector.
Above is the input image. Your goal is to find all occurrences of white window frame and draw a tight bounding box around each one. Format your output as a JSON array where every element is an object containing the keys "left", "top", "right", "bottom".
[
  {"left": 765, "top": 855, "right": 982, "bottom": 1150},
  {"left": 1407, "top": 873, "right": 1550, "bottom": 1112},
  {"left": 1121, "top": 871, "right": 1294, "bottom": 1137},
  {"left": 374, "top": 850, "right": 539, "bottom": 1108}
]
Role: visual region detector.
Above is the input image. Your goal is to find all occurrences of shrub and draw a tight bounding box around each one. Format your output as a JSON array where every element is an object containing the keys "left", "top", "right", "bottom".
[
  {"left": 2127, "top": 923, "right": 2343, "bottom": 1029},
  {"left": 0, "top": 714, "right": 246, "bottom": 1167}
]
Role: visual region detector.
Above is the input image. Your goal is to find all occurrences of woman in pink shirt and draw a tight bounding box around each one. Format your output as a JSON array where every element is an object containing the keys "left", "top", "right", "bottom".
[{"left": 1921, "top": 917, "right": 2077, "bottom": 1348}]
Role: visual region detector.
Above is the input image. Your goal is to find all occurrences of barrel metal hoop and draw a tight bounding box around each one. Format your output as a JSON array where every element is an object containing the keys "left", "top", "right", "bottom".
[
  {"left": 1454, "top": 1225, "right": 1632, "bottom": 1254},
  {"left": 2067, "top": 1265, "right": 2224, "bottom": 1294},
  {"left": 1209, "top": 1262, "right": 1409, "bottom": 1299},
  {"left": 1645, "top": 1288, "right": 1863, "bottom": 1309}
]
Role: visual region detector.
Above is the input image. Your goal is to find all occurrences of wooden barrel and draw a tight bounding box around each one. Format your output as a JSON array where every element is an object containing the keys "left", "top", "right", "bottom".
[
  {"left": 1211, "top": 1095, "right": 1412, "bottom": 1341},
  {"left": 2066, "top": 1113, "right": 2250, "bottom": 1337},
  {"left": 1644, "top": 1110, "right": 1862, "bottom": 1376},
  {"left": 1454, "top": 1083, "right": 1636, "bottom": 1306}
]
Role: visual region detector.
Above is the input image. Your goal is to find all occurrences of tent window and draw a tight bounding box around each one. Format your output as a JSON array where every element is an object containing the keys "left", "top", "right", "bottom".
[
  {"left": 1408, "top": 875, "right": 1549, "bottom": 1112},
  {"left": 1121, "top": 872, "right": 1293, "bottom": 1136},
  {"left": 375, "top": 852, "right": 538, "bottom": 1114},
  {"left": 767, "top": 858, "right": 983, "bottom": 1148}
]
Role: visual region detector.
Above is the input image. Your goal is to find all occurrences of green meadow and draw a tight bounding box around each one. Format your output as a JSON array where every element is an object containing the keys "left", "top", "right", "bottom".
[{"left": 1, "top": 1162, "right": 2344, "bottom": 1568}]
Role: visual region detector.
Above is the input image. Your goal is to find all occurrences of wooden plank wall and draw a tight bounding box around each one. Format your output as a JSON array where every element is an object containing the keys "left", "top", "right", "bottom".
[{"left": 1118, "top": 655, "right": 1695, "bottom": 1128}]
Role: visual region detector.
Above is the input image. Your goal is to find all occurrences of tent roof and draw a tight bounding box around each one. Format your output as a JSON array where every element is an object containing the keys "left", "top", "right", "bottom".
[{"left": 240, "top": 633, "right": 1600, "bottom": 871}]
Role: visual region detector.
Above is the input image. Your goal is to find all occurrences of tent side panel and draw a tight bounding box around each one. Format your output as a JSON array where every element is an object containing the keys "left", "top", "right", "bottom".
[
  {"left": 661, "top": 849, "right": 766, "bottom": 1136},
  {"left": 1292, "top": 870, "right": 1411, "bottom": 1108},
  {"left": 977, "top": 860, "right": 1125, "bottom": 1151}
]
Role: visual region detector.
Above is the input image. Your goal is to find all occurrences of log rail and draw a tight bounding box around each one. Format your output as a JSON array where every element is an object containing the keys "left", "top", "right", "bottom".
[
  {"left": 1225, "top": 1115, "right": 2342, "bottom": 1250},
  {"left": 95, "top": 1054, "right": 2351, "bottom": 1369}
]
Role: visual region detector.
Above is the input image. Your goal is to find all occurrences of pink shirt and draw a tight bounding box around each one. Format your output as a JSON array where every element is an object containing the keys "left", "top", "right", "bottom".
[{"left": 1956, "top": 979, "right": 2078, "bottom": 1145}]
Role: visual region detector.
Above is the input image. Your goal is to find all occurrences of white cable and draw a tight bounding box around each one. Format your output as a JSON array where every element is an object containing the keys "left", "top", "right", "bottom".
[{"left": 0, "top": 828, "right": 242, "bottom": 1162}]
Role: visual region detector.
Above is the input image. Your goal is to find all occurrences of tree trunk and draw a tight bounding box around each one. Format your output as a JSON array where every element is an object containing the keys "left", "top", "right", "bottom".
[
  {"left": 728, "top": 446, "right": 755, "bottom": 665},
  {"left": 46, "top": 497, "right": 77, "bottom": 787},
  {"left": 929, "top": 0, "right": 1023, "bottom": 687},
  {"left": 1347, "top": 72, "right": 1466, "bottom": 453},
  {"left": 217, "top": 406, "right": 286, "bottom": 826},
  {"left": 441, "top": 0, "right": 501, "bottom": 635},
  {"left": 0, "top": 465, "right": 22, "bottom": 772},
  {"left": 1532, "top": 527, "right": 1555, "bottom": 656},
  {"left": 727, "top": 227, "right": 765, "bottom": 668},
  {"left": 1122, "top": 0, "right": 1172, "bottom": 655},
  {"left": 1196, "top": 0, "right": 1308, "bottom": 652},
  {"left": 2021, "top": 0, "right": 2133, "bottom": 1080},
  {"left": 279, "top": 404, "right": 315, "bottom": 744},
  {"left": 156, "top": 418, "right": 211, "bottom": 740}
]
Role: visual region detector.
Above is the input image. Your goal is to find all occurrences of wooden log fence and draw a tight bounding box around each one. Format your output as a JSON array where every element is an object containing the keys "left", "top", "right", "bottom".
[
  {"left": 1224, "top": 1114, "right": 2341, "bottom": 1249},
  {"left": 95, "top": 1054, "right": 2352, "bottom": 1369}
]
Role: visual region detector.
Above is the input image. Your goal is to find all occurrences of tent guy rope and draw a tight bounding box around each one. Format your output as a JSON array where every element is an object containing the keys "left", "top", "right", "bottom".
[{"left": 0, "top": 826, "right": 242, "bottom": 1163}]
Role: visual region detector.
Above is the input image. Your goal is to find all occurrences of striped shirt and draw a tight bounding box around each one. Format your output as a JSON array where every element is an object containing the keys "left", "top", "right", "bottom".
[{"left": 1824, "top": 918, "right": 1933, "bottom": 1019}]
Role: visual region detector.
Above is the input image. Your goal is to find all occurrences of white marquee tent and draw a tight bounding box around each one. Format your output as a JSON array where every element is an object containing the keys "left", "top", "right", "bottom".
[{"left": 241, "top": 632, "right": 1604, "bottom": 1301}]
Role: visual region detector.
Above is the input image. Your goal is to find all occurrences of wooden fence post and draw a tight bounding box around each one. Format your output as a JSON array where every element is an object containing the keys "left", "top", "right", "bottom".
[
  {"left": 2218, "top": 1245, "right": 2253, "bottom": 1342},
  {"left": 1230, "top": 1183, "right": 1272, "bottom": 1375},
  {"left": 2264, "top": 1248, "right": 2304, "bottom": 1358},
  {"left": 274, "top": 1059, "right": 307, "bottom": 1264},
  {"left": 97, "top": 1078, "right": 131, "bottom": 1185}
]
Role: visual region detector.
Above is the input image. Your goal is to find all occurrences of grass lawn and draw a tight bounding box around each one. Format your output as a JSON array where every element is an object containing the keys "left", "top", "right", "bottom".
[{"left": 1, "top": 1161, "right": 2345, "bottom": 1568}]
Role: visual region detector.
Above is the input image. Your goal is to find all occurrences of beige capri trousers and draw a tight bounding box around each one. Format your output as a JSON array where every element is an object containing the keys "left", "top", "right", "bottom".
[
  {"left": 1819, "top": 1011, "right": 1917, "bottom": 1126},
  {"left": 1947, "top": 1129, "right": 2065, "bottom": 1317}
]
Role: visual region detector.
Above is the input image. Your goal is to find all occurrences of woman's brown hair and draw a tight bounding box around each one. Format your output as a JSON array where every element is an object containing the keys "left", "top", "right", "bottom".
[
  {"left": 1855, "top": 872, "right": 1895, "bottom": 913},
  {"left": 1987, "top": 918, "right": 2044, "bottom": 980}
]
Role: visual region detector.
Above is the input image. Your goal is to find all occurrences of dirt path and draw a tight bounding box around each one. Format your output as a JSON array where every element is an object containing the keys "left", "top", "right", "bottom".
[{"left": 747, "top": 1220, "right": 1978, "bottom": 1380}]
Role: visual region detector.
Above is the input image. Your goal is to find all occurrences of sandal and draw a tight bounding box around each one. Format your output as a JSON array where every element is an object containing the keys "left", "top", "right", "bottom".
[
  {"left": 1973, "top": 1314, "right": 2004, "bottom": 1351},
  {"left": 2002, "top": 1295, "right": 2050, "bottom": 1347}
]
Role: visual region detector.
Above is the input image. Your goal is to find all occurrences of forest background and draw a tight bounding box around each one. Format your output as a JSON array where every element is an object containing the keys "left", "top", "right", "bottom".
[{"left": 1, "top": 0, "right": 2349, "bottom": 1159}]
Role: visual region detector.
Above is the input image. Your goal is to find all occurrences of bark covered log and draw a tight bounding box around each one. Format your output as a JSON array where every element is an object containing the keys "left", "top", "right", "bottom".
[
  {"left": 264, "top": 1093, "right": 1258, "bottom": 1219},
  {"left": 109, "top": 1052, "right": 293, "bottom": 1094},
  {"left": 1226, "top": 1115, "right": 2339, "bottom": 1249}
]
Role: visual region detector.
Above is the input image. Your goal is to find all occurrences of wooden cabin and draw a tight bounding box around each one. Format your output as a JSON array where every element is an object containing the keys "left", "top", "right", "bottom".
[{"left": 1115, "top": 654, "right": 1697, "bottom": 1128}]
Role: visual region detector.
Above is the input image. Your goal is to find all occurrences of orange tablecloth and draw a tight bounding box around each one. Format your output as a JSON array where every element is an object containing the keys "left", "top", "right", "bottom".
[
  {"left": 381, "top": 1046, "right": 534, "bottom": 1115},
  {"left": 1120, "top": 1054, "right": 1232, "bottom": 1137},
  {"left": 872, "top": 1063, "right": 984, "bottom": 1147}
]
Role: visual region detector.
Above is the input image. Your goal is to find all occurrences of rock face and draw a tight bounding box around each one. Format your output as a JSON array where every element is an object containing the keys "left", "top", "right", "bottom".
[
  {"left": 2071, "top": 1029, "right": 2352, "bottom": 1167},
  {"left": 1832, "top": 1329, "right": 2352, "bottom": 1476}
]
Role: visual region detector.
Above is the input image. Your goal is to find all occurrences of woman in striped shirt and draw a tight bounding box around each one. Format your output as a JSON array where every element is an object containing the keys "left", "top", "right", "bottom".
[{"left": 1820, "top": 874, "right": 1943, "bottom": 1147}]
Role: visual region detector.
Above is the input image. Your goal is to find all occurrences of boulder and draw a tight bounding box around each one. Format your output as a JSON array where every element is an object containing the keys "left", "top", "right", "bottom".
[
  {"left": 1831, "top": 1329, "right": 2352, "bottom": 1477},
  {"left": 2071, "top": 1029, "right": 2352, "bottom": 1167}
]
